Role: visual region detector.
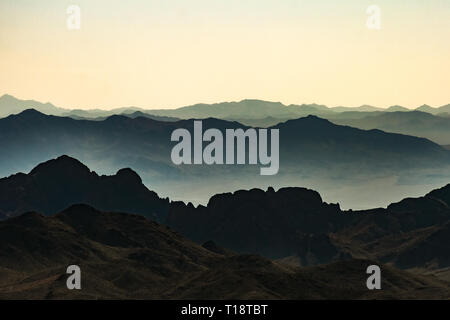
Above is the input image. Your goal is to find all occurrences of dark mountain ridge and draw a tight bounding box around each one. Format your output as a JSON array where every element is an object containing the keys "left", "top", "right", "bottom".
[
  {"left": 329, "top": 111, "right": 450, "bottom": 145},
  {"left": 168, "top": 187, "right": 346, "bottom": 258},
  {"left": 1, "top": 156, "right": 449, "bottom": 272}
]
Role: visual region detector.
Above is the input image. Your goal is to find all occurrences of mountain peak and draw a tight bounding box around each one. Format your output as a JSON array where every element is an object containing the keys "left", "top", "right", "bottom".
[
  {"left": 29, "top": 155, "right": 91, "bottom": 176},
  {"left": 416, "top": 104, "right": 435, "bottom": 111},
  {"left": 116, "top": 168, "right": 142, "bottom": 184},
  {"left": 426, "top": 183, "right": 450, "bottom": 206},
  {"left": 305, "top": 114, "right": 321, "bottom": 119},
  {"left": 277, "top": 114, "right": 333, "bottom": 128},
  {"left": 0, "top": 156, "right": 168, "bottom": 220},
  {"left": 16, "top": 108, "right": 46, "bottom": 117},
  {"left": 387, "top": 105, "right": 408, "bottom": 111},
  {"left": 105, "top": 114, "right": 130, "bottom": 122},
  {"left": 57, "top": 203, "right": 102, "bottom": 220},
  {"left": 13, "top": 211, "right": 46, "bottom": 223},
  {"left": 239, "top": 99, "right": 283, "bottom": 106},
  {"left": 0, "top": 93, "right": 15, "bottom": 100}
]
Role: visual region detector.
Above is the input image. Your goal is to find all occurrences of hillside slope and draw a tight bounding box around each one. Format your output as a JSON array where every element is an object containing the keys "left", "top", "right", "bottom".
[{"left": 0, "top": 205, "right": 448, "bottom": 299}]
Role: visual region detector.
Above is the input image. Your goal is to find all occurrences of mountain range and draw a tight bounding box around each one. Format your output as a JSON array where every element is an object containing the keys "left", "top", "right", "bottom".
[
  {"left": 2, "top": 93, "right": 450, "bottom": 120},
  {"left": 236, "top": 111, "right": 450, "bottom": 145},
  {"left": 3, "top": 94, "right": 450, "bottom": 146},
  {"left": 325, "top": 111, "right": 450, "bottom": 145},
  {"left": 170, "top": 180, "right": 450, "bottom": 269},
  {"left": 1, "top": 109, "right": 449, "bottom": 209},
  {"left": 1, "top": 156, "right": 449, "bottom": 270},
  {"left": 0, "top": 156, "right": 449, "bottom": 299}
]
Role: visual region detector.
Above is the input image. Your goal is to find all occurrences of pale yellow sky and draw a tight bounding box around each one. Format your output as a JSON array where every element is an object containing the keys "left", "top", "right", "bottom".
[{"left": 0, "top": 0, "right": 449, "bottom": 110}]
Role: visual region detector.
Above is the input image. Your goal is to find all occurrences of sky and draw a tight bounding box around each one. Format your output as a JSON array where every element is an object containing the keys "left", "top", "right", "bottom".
[{"left": 0, "top": 0, "right": 449, "bottom": 110}]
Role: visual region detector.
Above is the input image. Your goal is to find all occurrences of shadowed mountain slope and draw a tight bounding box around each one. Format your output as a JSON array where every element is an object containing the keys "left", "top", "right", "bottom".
[
  {"left": 167, "top": 187, "right": 347, "bottom": 258},
  {"left": 329, "top": 111, "right": 450, "bottom": 145},
  {"left": 168, "top": 183, "right": 450, "bottom": 268},
  {"left": 275, "top": 115, "right": 448, "bottom": 166},
  {"left": 0, "top": 205, "right": 448, "bottom": 299}
]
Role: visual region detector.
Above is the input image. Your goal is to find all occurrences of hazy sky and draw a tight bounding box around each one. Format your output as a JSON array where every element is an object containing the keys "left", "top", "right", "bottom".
[{"left": 1, "top": 0, "right": 449, "bottom": 110}]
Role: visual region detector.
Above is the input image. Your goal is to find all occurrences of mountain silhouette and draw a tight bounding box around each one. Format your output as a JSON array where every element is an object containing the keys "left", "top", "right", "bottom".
[
  {"left": 0, "top": 155, "right": 169, "bottom": 221},
  {"left": 1, "top": 109, "right": 449, "bottom": 209},
  {"left": 1, "top": 156, "right": 449, "bottom": 273},
  {"left": 3, "top": 94, "right": 450, "bottom": 124},
  {"left": 169, "top": 182, "right": 450, "bottom": 269},
  {"left": 168, "top": 187, "right": 346, "bottom": 258},
  {"left": 0, "top": 94, "right": 66, "bottom": 118},
  {"left": 275, "top": 115, "right": 449, "bottom": 168},
  {"left": 415, "top": 104, "right": 450, "bottom": 115},
  {"left": 329, "top": 111, "right": 450, "bottom": 145},
  {"left": 386, "top": 105, "right": 409, "bottom": 112}
]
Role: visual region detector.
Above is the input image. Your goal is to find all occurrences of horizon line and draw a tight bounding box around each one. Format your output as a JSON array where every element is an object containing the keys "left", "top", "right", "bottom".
[{"left": 1, "top": 93, "right": 449, "bottom": 112}]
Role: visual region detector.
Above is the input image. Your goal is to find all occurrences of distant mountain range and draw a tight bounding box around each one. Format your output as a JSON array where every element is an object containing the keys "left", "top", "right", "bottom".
[
  {"left": 0, "top": 94, "right": 145, "bottom": 118},
  {"left": 146, "top": 100, "right": 450, "bottom": 119},
  {"left": 0, "top": 94, "right": 65, "bottom": 117},
  {"left": 3, "top": 94, "right": 450, "bottom": 146},
  {"left": 220, "top": 111, "right": 450, "bottom": 146},
  {"left": 329, "top": 111, "right": 450, "bottom": 145},
  {"left": 1, "top": 109, "right": 449, "bottom": 209},
  {"left": 0, "top": 156, "right": 449, "bottom": 299},
  {"left": 2, "top": 93, "right": 450, "bottom": 120}
]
